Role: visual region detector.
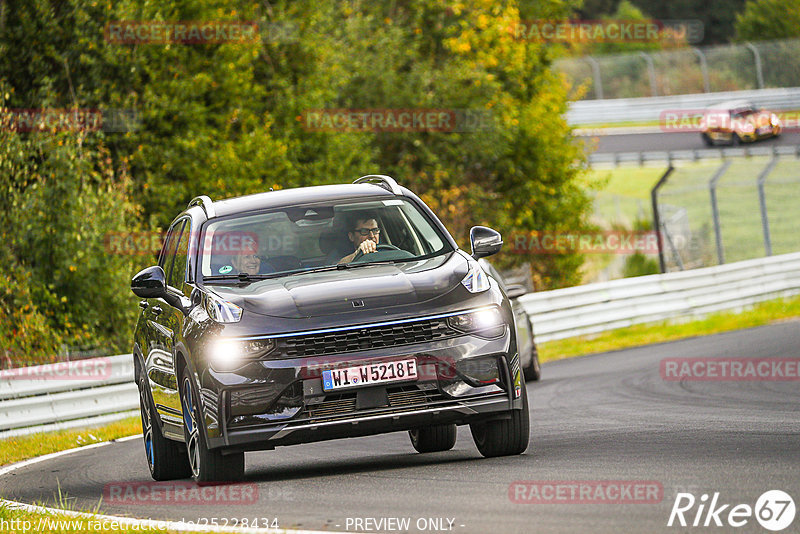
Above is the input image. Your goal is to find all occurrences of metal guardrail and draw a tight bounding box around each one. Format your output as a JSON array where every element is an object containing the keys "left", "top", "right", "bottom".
[
  {"left": 567, "top": 86, "right": 800, "bottom": 125},
  {"left": 588, "top": 144, "right": 800, "bottom": 166},
  {"left": 0, "top": 355, "right": 137, "bottom": 438},
  {"left": 519, "top": 251, "right": 800, "bottom": 343},
  {"left": 2, "top": 251, "right": 800, "bottom": 437}
]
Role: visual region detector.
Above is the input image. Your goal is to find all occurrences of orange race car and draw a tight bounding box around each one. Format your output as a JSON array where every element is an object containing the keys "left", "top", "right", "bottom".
[{"left": 700, "top": 100, "right": 782, "bottom": 146}]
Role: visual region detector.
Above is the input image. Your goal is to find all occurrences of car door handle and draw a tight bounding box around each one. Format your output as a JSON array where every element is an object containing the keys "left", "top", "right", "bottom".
[
  {"left": 151, "top": 305, "right": 163, "bottom": 316},
  {"left": 139, "top": 301, "right": 149, "bottom": 310}
]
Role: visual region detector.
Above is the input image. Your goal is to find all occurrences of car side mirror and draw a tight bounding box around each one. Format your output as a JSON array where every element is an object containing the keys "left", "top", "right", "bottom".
[
  {"left": 470, "top": 226, "right": 503, "bottom": 259},
  {"left": 505, "top": 283, "right": 527, "bottom": 299},
  {"left": 131, "top": 266, "right": 168, "bottom": 299}
]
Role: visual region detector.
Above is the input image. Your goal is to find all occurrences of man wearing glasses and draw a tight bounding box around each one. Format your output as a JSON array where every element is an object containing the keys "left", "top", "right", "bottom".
[{"left": 337, "top": 214, "right": 381, "bottom": 264}]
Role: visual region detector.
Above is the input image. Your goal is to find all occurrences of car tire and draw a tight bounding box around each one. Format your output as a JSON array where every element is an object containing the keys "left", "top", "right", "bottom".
[
  {"left": 470, "top": 379, "right": 530, "bottom": 458},
  {"left": 522, "top": 345, "right": 541, "bottom": 382},
  {"left": 180, "top": 372, "right": 245, "bottom": 482},
  {"left": 137, "top": 373, "right": 192, "bottom": 481},
  {"left": 732, "top": 134, "right": 742, "bottom": 146},
  {"left": 522, "top": 319, "right": 541, "bottom": 382},
  {"left": 701, "top": 133, "right": 713, "bottom": 147},
  {"left": 409, "top": 424, "right": 457, "bottom": 453}
]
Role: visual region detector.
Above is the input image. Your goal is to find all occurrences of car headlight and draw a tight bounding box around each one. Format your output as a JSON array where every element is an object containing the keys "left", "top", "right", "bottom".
[
  {"left": 461, "top": 261, "right": 490, "bottom": 293},
  {"left": 447, "top": 307, "right": 505, "bottom": 338},
  {"left": 207, "top": 338, "right": 276, "bottom": 371},
  {"left": 205, "top": 293, "right": 243, "bottom": 323},
  {"left": 771, "top": 114, "right": 780, "bottom": 127}
]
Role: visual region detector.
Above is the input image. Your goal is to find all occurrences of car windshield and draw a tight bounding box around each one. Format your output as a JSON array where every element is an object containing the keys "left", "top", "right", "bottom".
[
  {"left": 198, "top": 197, "right": 451, "bottom": 280},
  {"left": 731, "top": 106, "right": 756, "bottom": 118}
]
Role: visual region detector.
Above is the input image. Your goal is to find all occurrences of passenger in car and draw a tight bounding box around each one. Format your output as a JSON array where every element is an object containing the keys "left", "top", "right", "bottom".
[
  {"left": 229, "top": 243, "right": 279, "bottom": 275},
  {"left": 230, "top": 253, "right": 262, "bottom": 274}
]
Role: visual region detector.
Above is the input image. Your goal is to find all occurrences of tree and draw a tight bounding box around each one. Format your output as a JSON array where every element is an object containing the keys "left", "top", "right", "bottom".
[
  {"left": 735, "top": 0, "right": 800, "bottom": 41},
  {"left": 0, "top": 0, "right": 597, "bottom": 363}
]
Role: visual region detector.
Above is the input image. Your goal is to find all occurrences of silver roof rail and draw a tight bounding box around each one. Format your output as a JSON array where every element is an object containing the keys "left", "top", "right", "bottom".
[
  {"left": 353, "top": 174, "right": 402, "bottom": 195},
  {"left": 187, "top": 195, "right": 215, "bottom": 218}
]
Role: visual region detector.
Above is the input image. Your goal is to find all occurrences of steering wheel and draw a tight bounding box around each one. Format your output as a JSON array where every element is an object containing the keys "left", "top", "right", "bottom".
[{"left": 351, "top": 243, "right": 401, "bottom": 262}]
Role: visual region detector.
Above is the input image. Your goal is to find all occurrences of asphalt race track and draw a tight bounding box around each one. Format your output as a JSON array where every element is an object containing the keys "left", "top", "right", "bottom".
[
  {"left": 583, "top": 130, "right": 800, "bottom": 154},
  {"left": 2, "top": 322, "right": 799, "bottom": 533}
]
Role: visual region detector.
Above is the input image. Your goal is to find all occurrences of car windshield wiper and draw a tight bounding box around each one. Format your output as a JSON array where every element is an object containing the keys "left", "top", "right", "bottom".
[
  {"left": 202, "top": 261, "right": 407, "bottom": 284},
  {"left": 344, "top": 259, "right": 406, "bottom": 268},
  {"left": 202, "top": 273, "right": 283, "bottom": 284},
  {"left": 282, "top": 261, "right": 397, "bottom": 276}
]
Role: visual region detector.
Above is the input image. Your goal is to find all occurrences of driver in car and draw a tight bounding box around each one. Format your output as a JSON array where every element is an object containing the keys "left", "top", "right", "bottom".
[{"left": 338, "top": 215, "right": 381, "bottom": 264}]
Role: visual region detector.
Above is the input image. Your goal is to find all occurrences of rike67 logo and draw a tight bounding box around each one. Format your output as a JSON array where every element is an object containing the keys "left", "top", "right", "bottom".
[{"left": 668, "top": 490, "right": 795, "bottom": 531}]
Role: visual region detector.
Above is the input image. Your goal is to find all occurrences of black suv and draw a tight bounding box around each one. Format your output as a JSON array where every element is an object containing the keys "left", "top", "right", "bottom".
[{"left": 131, "top": 175, "right": 532, "bottom": 482}]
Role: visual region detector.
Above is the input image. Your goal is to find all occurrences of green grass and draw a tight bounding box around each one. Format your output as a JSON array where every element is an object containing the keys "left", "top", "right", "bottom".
[
  {"left": 539, "top": 293, "right": 800, "bottom": 362},
  {"left": 588, "top": 165, "right": 665, "bottom": 226},
  {"left": 575, "top": 119, "right": 663, "bottom": 129},
  {"left": 0, "top": 416, "right": 141, "bottom": 467},
  {"left": 586, "top": 159, "right": 800, "bottom": 267},
  {"left": 0, "top": 417, "right": 225, "bottom": 533}
]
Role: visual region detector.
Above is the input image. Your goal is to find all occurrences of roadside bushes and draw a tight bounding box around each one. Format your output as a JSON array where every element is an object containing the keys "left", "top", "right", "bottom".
[{"left": 0, "top": 117, "right": 142, "bottom": 366}]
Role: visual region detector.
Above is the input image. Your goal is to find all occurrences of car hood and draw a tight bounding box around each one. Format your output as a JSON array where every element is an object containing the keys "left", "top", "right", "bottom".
[{"left": 207, "top": 252, "right": 470, "bottom": 319}]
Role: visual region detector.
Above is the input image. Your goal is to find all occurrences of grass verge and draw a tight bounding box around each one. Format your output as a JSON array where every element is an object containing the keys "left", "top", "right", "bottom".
[
  {"left": 0, "top": 416, "right": 141, "bottom": 468},
  {"left": 0, "top": 417, "right": 229, "bottom": 533},
  {"left": 539, "top": 294, "right": 800, "bottom": 363}
]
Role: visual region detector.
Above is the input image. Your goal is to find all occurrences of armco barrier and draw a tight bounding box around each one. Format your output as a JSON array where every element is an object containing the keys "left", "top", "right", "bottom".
[
  {"left": 520, "top": 251, "right": 800, "bottom": 342},
  {"left": 0, "top": 354, "right": 137, "bottom": 438},
  {"left": 567, "top": 86, "right": 800, "bottom": 125},
  {"left": 2, "top": 251, "right": 800, "bottom": 437},
  {"left": 588, "top": 144, "right": 800, "bottom": 166}
]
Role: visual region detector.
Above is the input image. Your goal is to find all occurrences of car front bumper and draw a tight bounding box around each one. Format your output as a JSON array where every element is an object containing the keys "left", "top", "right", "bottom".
[
  {"left": 217, "top": 392, "right": 516, "bottom": 451},
  {"left": 195, "top": 329, "right": 524, "bottom": 451}
]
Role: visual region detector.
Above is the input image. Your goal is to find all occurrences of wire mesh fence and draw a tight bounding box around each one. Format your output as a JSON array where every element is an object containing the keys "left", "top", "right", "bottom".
[
  {"left": 556, "top": 38, "right": 800, "bottom": 100},
  {"left": 653, "top": 156, "right": 800, "bottom": 272}
]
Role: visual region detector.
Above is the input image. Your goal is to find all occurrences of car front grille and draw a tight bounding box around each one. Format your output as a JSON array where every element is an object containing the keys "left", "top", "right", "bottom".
[
  {"left": 277, "top": 317, "right": 459, "bottom": 358},
  {"left": 303, "top": 385, "right": 448, "bottom": 423}
]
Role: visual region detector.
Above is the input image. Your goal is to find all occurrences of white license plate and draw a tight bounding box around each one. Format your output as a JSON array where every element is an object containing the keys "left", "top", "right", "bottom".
[{"left": 321, "top": 359, "right": 417, "bottom": 391}]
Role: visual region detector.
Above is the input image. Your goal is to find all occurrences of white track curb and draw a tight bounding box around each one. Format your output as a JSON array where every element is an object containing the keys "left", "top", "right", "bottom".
[{"left": 0, "top": 435, "right": 341, "bottom": 533}]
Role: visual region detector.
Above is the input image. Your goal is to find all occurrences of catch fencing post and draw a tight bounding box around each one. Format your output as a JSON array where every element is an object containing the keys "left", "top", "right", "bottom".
[
  {"left": 692, "top": 48, "right": 710, "bottom": 93},
  {"left": 745, "top": 42, "right": 765, "bottom": 90},
  {"left": 651, "top": 166, "right": 675, "bottom": 273},
  {"left": 709, "top": 161, "right": 732, "bottom": 265},
  {"left": 638, "top": 52, "right": 657, "bottom": 97},
  {"left": 757, "top": 157, "right": 779, "bottom": 256},
  {"left": 585, "top": 56, "right": 603, "bottom": 100}
]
